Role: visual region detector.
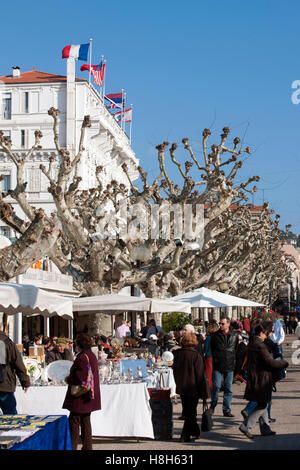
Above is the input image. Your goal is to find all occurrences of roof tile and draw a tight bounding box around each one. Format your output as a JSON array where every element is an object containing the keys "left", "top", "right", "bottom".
[{"left": 0, "top": 69, "right": 85, "bottom": 84}]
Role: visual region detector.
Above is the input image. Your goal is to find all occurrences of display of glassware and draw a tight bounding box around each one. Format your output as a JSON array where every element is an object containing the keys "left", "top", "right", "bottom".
[
  {"left": 120, "top": 372, "right": 126, "bottom": 384},
  {"left": 30, "top": 377, "right": 67, "bottom": 386},
  {"left": 99, "top": 365, "right": 108, "bottom": 383},
  {"left": 126, "top": 368, "right": 133, "bottom": 383},
  {"left": 19, "top": 354, "right": 158, "bottom": 387},
  {"left": 111, "top": 361, "right": 121, "bottom": 383},
  {"left": 136, "top": 366, "right": 143, "bottom": 381}
]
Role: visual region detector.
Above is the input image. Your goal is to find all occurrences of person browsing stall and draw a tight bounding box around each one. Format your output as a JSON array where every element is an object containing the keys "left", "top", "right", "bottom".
[
  {"left": 0, "top": 330, "right": 30, "bottom": 414},
  {"left": 63, "top": 333, "right": 101, "bottom": 450}
]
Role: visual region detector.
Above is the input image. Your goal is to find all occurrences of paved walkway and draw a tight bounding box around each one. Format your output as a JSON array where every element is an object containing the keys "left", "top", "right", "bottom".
[{"left": 92, "top": 334, "right": 300, "bottom": 451}]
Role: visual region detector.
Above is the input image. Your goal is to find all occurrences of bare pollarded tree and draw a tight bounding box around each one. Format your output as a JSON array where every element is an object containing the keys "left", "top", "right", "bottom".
[{"left": 0, "top": 109, "right": 290, "bottom": 310}]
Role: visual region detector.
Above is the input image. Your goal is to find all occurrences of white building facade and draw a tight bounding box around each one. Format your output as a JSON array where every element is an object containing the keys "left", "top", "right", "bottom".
[
  {"left": 0, "top": 64, "right": 139, "bottom": 240},
  {"left": 0, "top": 64, "right": 139, "bottom": 341}
]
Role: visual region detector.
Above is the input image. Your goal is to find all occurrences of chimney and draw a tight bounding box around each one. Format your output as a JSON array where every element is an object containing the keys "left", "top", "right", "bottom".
[{"left": 12, "top": 66, "right": 20, "bottom": 78}]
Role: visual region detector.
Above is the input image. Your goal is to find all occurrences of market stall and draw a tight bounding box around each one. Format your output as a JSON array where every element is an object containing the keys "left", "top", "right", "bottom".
[
  {"left": 0, "top": 282, "right": 73, "bottom": 343},
  {"left": 0, "top": 282, "right": 73, "bottom": 318},
  {"left": 16, "top": 347, "right": 176, "bottom": 439},
  {"left": 171, "top": 286, "right": 265, "bottom": 308},
  {"left": 72, "top": 292, "right": 191, "bottom": 337},
  {"left": 72, "top": 293, "right": 191, "bottom": 314},
  {"left": 15, "top": 383, "right": 154, "bottom": 439},
  {"left": 0, "top": 415, "right": 72, "bottom": 450}
]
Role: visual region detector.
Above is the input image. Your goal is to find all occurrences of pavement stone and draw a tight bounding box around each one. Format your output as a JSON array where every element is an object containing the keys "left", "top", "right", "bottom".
[{"left": 91, "top": 334, "right": 300, "bottom": 451}]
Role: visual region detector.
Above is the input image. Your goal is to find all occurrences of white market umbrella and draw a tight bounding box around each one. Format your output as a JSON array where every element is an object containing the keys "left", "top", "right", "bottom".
[
  {"left": 171, "top": 287, "right": 264, "bottom": 308},
  {"left": 73, "top": 294, "right": 151, "bottom": 314},
  {"left": 72, "top": 293, "right": 191, "bottom": 315},
  {"left": 150, "top": 298, "right": 191, "bottom": 313},
  {"left": 0, "top": 282, "right": 73, "bottom": 319}
]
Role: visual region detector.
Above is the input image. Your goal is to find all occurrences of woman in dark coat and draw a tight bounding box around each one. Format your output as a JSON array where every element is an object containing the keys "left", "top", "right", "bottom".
[
  {"left": 63, "top": 333, "right": 101, "bottom": 450},
  {"left": 239, "top": 324, "right": 288, "bottom": 439},
  {"left": 173, "top": 331, "right": 209, "bottom": 442}
]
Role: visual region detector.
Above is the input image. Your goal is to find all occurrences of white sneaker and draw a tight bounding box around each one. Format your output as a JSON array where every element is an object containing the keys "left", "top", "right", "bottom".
[{"left": 239, "top": 423, "right": 254, "bottom": 439}]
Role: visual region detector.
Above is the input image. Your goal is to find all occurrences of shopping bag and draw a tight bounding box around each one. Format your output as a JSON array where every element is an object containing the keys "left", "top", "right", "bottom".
[
  {"left": 201, "top": 400, "right": 213, "bottom": 432},
  {"left": 71, "top": 353, "right": 94, "bottom": 398}
]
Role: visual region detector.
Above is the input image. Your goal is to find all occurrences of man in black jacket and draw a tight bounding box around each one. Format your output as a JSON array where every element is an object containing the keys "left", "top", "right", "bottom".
[
  {"left": 0, "top": 330, "right": 30, "bottom": 414},
  {"left": 209, "top": 317, "right": 239, "bottom": 417}
]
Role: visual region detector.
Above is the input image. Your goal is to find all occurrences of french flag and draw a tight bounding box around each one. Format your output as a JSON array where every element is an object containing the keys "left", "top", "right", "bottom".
[{"left": 62, "top": 43, "right": 90, "bottom": 61}]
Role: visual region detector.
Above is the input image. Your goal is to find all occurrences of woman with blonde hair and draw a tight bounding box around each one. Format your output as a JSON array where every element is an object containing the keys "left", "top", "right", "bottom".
[{"left": 173, "top": 331, "right": 209, "bottom": 442}]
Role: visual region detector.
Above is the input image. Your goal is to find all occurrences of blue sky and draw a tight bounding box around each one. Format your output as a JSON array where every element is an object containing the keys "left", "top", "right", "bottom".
[{"left": 1, "top": 0, "right": 300, "bottom": 232}]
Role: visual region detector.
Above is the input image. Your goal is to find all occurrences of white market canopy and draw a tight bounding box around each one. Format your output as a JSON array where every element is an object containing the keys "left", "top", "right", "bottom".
[
  {"left": 0, "top": 282, "right": 73, "bottom": 319},
  {"left": 72, "top": 293, "right": 191, "bottom": 315},
  {"left": 171, "top": 287, "right": 265, "bottom": 308}
]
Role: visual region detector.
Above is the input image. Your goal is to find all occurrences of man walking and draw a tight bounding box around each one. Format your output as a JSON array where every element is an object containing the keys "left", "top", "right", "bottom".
[
  {"left": 0, "top": 329, "right": 30, "bottom": 414},
  {"left": 209, "top": 317, "right": 239, "bottom": 417}
]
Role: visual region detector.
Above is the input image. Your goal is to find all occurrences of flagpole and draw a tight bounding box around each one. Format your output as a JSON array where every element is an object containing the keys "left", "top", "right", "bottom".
[
  {"left": 102, "top": 60, "right": 106, "bottom": 101},
  {"left": 100, "top": 55, "right": 104, "bottom": 99},
  {"left": 101, "top": 55, "right": 106, "bottom": 103},
  {"left": 123, "top": 91, "right": 127, "bottom": 132},
  {"left": 89, "top": 38, "right": 93, "bottom": 87},
  {"left": 130, "top": 104, "right": 133, "bottom": 145},
  {"left": 121, "top": 89, "right": 124, "bottom": 131}
]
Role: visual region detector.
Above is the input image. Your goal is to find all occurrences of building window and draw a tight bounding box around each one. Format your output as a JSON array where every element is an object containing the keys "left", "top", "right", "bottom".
[
  {"left": 22, "top": 92, "right": 29, "bottom": 113},
  {"left": 21, "top": 129, "right": 25, "bottom": 148},
  {"left": 25, "top": 92, "right": 29, "bottom": 113},
  {"left": 2, "top": 93, "right": 11, "bottom": 119},
  {"left": 0, "top": 172, "right": 11, "bottom": 192},
  {"left": 2, "top": 130, "right": 11, "bottom": 143}
]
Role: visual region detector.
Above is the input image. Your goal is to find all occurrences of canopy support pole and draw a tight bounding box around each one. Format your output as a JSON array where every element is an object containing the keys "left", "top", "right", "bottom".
[
  {"left": 68, "top": 319, "right": 73, "bottom": 340},
  {"left": 111, "top": 315, "right": 115, "bottom": 336},
  {"left": 13, "top": 312, "right": 22, "bottom": 344},
  {"left": 226, "top": 306, "right": 233, "bottom": 319},
  {"left": 44, "top": 316, "right": 50, "bottom": 338}
]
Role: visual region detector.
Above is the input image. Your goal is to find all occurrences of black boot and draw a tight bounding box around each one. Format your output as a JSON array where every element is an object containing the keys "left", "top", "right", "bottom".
[{"left": 258, "top": 417, "right": 276, "bottom": 436}]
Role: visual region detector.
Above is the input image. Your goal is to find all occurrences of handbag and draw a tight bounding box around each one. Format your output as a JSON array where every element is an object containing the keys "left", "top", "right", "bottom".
[
  {"left": 201, "top": 400, "right": 213, "bottom": 432},
  {"left": 71, "top": 384, "right": 90, "bottom": 398},
  {"left": 71, "top": 353, "right": 94, "bottom": 398},
  {"left": 234, "top": 356, "right": 247, "bottom": 384}
]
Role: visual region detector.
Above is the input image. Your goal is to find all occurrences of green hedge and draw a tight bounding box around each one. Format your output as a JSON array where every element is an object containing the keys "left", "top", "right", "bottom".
[{"left": 162, "top": 312, "right": 192, "bottom": 333}]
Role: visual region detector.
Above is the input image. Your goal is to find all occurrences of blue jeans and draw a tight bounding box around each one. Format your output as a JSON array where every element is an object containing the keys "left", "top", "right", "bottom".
[
  {"left": 244, "top": 400, "right": 272, "bottom": 420},
  {"left": 0, "top": 392, "right": 17, "bottom": 414},
  {"left": 211, "top": 370, "right": 234, "bottom": 413}
]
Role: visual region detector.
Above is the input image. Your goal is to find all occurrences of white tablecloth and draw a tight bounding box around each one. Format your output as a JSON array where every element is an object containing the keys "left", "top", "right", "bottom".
[{"left": 15, "top": 383, "right": 154, "bottom": 439}]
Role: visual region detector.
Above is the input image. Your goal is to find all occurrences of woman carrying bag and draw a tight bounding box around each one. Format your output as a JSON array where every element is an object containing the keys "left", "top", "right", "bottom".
[
  {"left": 239, "top": 324, "right": 288, "bottom": 439},
  {"left": 173, "top": 331, "right": 210, "bottom": 442},
  {"left": 63, "top": 333, "right": 101, "bottom": 450}
]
